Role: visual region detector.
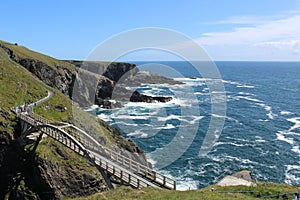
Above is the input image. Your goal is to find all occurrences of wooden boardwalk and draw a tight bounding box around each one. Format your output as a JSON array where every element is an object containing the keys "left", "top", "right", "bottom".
[{"left": 19, "top": 111, "right": 176, "bottom": 190}]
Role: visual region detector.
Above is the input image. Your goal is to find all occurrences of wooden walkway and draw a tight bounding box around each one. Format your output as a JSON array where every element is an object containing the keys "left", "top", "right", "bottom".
[{"left": 19, "top": 111, "right": 176, "bottom": 190}]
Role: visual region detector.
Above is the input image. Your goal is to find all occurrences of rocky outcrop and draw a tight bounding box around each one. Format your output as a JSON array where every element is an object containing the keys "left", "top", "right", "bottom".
[
  {"left": 0, "top": 44, "right": 179, "bottom": 109},
  {"left": 130, "top": 91, "right": 172, "bottom": 103},
  {"left": 19, "top": 59, "right": 76, "bottom": 96},
  {"left": 30, "top": 148, "right": 106, "bottom": 199},
  {"left": 67, "top": 60, "right": 138, "bottom": 82}
]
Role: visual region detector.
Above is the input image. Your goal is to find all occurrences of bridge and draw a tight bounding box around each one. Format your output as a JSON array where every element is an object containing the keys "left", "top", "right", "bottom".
[{"left": 16, "top": 92, "right": 176, "bottom": 190}]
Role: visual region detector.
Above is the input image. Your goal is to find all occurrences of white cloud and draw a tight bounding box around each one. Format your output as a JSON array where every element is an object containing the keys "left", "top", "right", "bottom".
[
  {"left": 206, "top": 15, "right": 279, "bottom": 25},
  {"left": 196, "top": 12, "right": 300, "bottom": 60}
]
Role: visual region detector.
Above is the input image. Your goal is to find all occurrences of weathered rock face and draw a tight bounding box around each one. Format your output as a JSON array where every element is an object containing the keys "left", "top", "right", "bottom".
[
  {"left": 130, "top": 91, "right": 172, "bottom": 103},
  {"left": 0, "top": 44, "right": 179, "bottom": 109},
  {"left": 18, "top": 59, "right": 76, "bottom": 96},
  {"left": 0, "top": 139, "right": 106, "bottom": 200},
  {"left": 31, "top": 152, "right": 106, "bottom": 199},
  {"left": 67, "top": 61, "right": 138, "bottom": 83}
]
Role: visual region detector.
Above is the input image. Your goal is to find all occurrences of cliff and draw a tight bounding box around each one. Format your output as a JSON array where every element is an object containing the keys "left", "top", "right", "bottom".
[
  {"left": 0, "top": 40, "right": 151, "bottom": 199},
  {"left": 0, "top": 41, "right": 175, "bottom": 109}
]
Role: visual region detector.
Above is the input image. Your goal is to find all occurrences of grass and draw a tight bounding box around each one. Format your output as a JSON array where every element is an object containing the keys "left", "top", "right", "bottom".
[
  {"left": 0, "top": 39, "right": 117, "bottom": 146},
  {"left": 69, "top": 182, "right": 300, "bottom": 200},
  {"left": 0, "top": 40, "right": 75, "bottom": 72},
  {"left": 35, "top": 137, "right": 101, "bottom": 179},
  {"left": 0, "top": 53, "right": 47, "bottom": 137}
]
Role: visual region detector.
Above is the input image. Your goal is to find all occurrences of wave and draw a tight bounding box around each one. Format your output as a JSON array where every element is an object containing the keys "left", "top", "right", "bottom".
[
  {"left": 255, "top": 136, "right": 266, "bottom": 143},
  {"left": 222, "top": 80, "right": 240, "bottom": 85},
  {"left": 176, "top": 178, "right": 199, "bottom": 191},
  {"left": 157, "top": 115, "right": 204, "bottom": 125},
  {"left": 84, "top": 104, "right": 100, "bottom": 111},
  {"left": 113, "top": 115, "right": 150, "bottom": 120},
  {"left": 97, "top": 113, "right": 112, "bottom": 122},
  {"left": 237, "top": 96, "right": 263, "bottom": 103},
  {"left": 280, "top": 111, "right": 293, "bottom": 115},
  {"left": 285, "top": 165, "right": 300, "bottom": 185},
  {"left": 238, "top": 92, "right": 255, "bottom": 96},
  {"left": 287, "top": 117, "right": 300, "bottom": 131},
  {"left": 153, "top": 123, "right": 176, "bottom": 130},
  {"left": 291, "top": 146, "right": 300, "bottom": 155},
  {"left": 237, "top": 84, "right": 255, "bottom": 88},
  {"left": 127, "top": 130, "right": 148, "bottom": 138},
  {"left": 256, "top": 103, "right": 277, "bottom": 120},
  {"left": 115, "top": 121, "right": 138, "bottom": 127},
  {"left": 276, "top": 132, "right": 294, "bottom": 145},
  {"left": 213, "top": 141, "right": 249, "bottom": 147}
]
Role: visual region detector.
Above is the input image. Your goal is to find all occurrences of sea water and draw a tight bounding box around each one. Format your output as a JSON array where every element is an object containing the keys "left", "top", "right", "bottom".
[{"left": 87, "top": 61, "right": 300, "bottom": 190}]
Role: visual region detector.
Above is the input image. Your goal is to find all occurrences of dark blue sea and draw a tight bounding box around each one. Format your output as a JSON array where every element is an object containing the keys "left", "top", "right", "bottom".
[{"left": 87, "top": 61, "right": 300, "bottom": 190}]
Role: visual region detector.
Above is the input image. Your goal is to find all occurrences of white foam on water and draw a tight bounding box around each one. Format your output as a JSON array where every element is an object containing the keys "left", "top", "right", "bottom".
[
  {"left": 285, "top": 165, "right": 300, "bottom": 184},
  {"left": 256, "top": 103, "right": 277, "bottom": 120},
  {"left": 210, "top": 154, "right": 259, "bottom": 166},
  {"left": 97, "top": 113, "right": 112, "bottom": 122},
  {"left": 291, "top": 146, "right": 300, "bottom": 155},
  {"left": 153, "top": 123, "right": 176, "bottom": 130},
  {"left": 237, "top": 84, "right": 255, "bottom": 88},
  {"left": 213, "top": 141, "right": 247, "bottom": 147},
  {"left": 287, "top": 117, "right": 300, "bottom": 131},
  {"left": 176, "top": 179, "right": 199, "bottom": 191},
  {"left": 194, "top": 92, "right": 209, "bottom": 95},
  {"left": 259, "top": 119, "right": 269, "bottom": 122},
  {"left": 113, "top": 115, "right": 150, "bottom": 120},
  {"left": 276, "top": 132, "right": 294, "bottom": 145},
  {"left": 115, "top": 121, "right": 138, "bottom": 127},
  {"left": 222, "top": 80, "right": 240, "bottom": 85},
  {"left": 157, "top": 114, "right": 184, "bottom": 122},
  {"left": 84, "top": 104, "right": 100, "bottom": 112},
  {"left": 127, "top": 130, "right": 148, "bottom": 138},
  {"left": 238, "top": 92, "right": 254, "bottom": 96},
  {"left": 237, "top": 96, "right": 263, "bottom": 103},
  {"left": 255, "top": 136, "right": 266, "bottom": 143},
  {"left": 146, "top": 154, "right": 157, "bottom": 166},
  {"left": 281, "top": 111, "right": 293, "bottom": 115},
  {"left": 189, "top": 116, "right": 205, "bottom": 125}
]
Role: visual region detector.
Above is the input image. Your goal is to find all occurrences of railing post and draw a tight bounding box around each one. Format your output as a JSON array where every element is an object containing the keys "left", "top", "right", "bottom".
[
  {"left": 163, "top": 176, "right": 166, "bottom": 186},
  {"left": 174, "top": 180, "right": 176, "bottom": 190}
]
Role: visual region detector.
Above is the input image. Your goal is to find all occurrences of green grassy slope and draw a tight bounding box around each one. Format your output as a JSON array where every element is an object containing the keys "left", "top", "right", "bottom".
[
  {"left": 71, "top": 183, "right": 300, "bottom": 200},
  {"left": 0, "top": 40, "right": 75, "bottom": 71}
]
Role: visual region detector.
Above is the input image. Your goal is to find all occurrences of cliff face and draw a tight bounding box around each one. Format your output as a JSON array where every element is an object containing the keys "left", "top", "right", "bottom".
[{"left": 0, "top": 40, "right": 150, "bottom": 199}]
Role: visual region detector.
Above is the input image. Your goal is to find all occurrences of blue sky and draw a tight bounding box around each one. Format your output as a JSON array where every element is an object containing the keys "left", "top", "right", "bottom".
[{"left": 1, "top": 0, "right": 300, "bottom": 61}]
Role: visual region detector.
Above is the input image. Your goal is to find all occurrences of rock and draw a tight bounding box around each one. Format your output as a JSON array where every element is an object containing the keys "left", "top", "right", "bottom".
[
  {"left": 130, "top": 91, "right": 172, "bottom": 103},
  {"left": 216, "top": 170, "right": 257, "bottom": 187},
  {"left": 67, "top": 60, "right": 138, "bottom": 82},
  {"left": 55, "top": 147, "right": 68, "bottom": 160}
]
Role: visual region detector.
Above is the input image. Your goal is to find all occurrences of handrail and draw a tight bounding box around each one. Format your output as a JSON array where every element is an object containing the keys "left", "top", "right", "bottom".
[
  {"left": 60, "top": 124, "right": 176, "bottom": 189},
  {"left": 19, "top": 111, "right": 176, "bottom": 190},
  {"left": 19, "top": 113, "right": 164, "bottom": 189}
]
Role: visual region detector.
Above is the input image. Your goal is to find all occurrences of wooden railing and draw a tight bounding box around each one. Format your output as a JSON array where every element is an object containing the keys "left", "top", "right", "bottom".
[{"left": 19, "top": 112, "right": 176, "bottom": 190}]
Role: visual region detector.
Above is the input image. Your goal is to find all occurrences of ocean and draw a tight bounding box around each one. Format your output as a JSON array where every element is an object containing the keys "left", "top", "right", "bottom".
[{"left": 87, "top": 61, "right": 300, "bottom": 190}]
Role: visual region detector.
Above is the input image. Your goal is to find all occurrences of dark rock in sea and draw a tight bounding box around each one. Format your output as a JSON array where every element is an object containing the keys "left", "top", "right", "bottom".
[{"left": 130, "top": 91, "right": 172, "bottom": 103}]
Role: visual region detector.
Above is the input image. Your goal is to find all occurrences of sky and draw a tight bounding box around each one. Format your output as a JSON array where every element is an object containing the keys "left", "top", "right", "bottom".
[{"left": 1, "top": 0, "right": 300, "bottom": 61}]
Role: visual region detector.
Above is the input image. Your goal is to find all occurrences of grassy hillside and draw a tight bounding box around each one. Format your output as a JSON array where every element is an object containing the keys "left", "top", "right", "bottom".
[
  {"left": 0, "top": 40, "right": 75, "bottom": 71},
  {"left": 71, "top": 183, "right": 300, "bottom": 200}
]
